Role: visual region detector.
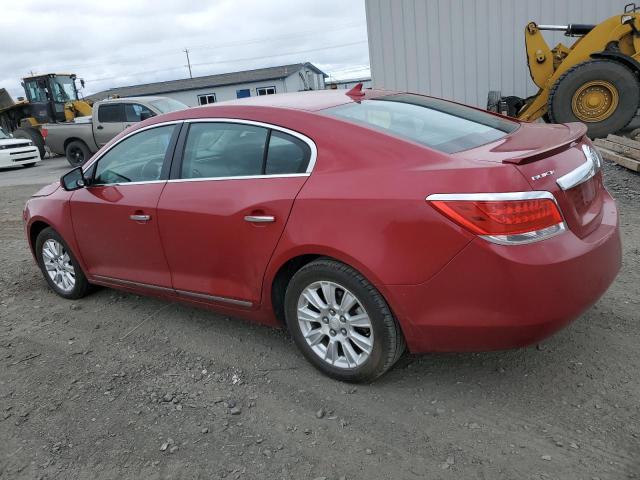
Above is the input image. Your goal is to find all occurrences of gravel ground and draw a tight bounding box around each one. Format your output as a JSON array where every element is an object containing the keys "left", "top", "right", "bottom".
[{"left": 0, "top": 159, "right": 639, "bottom": 479}]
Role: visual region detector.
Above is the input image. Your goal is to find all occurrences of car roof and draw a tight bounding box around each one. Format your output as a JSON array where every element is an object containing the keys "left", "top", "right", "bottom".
[{"left": 207, "top": 88, "right": 393, "bottom": 112}]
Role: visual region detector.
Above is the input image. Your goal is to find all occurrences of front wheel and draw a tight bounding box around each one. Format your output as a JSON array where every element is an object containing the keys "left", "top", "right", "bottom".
[
  {"left": 284, "top": 258, "right": 405, "bottom": 382},
  {"left": 35, "top": 227, "right": 90, "bottom": 299}
]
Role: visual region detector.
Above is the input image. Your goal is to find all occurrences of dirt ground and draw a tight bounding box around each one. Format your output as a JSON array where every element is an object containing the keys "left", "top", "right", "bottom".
[{"left": 1, "top": 159, "right": 639, "bottom": 480}]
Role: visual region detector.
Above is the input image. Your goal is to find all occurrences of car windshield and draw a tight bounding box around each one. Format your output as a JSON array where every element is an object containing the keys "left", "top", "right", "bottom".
[
  {"left": 149, "top": 98, "right": 188, "bottom": 114},
  {"left": 0, "top": 128, "right": 10, "bottom": 139},
  {"left": 324, "top": 93, "right": 518, "bottom": 153}
]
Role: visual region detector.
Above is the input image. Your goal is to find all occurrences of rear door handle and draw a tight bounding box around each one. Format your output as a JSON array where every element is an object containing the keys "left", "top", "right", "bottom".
[
  {"left": 129, "top": 214, "right": 151, "bottom": 222},
  {"left": 244, "top": 215, "right": 275, "bottom": 223},
  {"left": 96, "top": 125, "right": 104, "bottom": 130}
]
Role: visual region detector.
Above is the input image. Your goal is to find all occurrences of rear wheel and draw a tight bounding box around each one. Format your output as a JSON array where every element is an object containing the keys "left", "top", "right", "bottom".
[
  {"left": 548, "top": 60, "right": 640, "bottom": 138},
  {"left": 65, "top": 140, "right": 90, "bottom": 167},
  {"left": 12, "top": 127, "right": 45, "bottom": 159},
  {"left": 35, "top": 227, "right": 90, "bottom": 299},
  {"left": 284, "top": 258, "right": 405, "bottom": 382}
]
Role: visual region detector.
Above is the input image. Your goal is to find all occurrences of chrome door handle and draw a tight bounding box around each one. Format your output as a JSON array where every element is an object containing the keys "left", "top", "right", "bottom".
[
  {"left": 244, "top": 215, "right": 275, "bottom": 223},
  {"left": 129, "top": 214, "right": 151, "bottom": 222}
]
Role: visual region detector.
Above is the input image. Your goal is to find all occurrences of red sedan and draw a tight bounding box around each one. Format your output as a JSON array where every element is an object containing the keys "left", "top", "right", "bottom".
[{"left": 23, "top": 88, "right": 621, "bottom": 382}]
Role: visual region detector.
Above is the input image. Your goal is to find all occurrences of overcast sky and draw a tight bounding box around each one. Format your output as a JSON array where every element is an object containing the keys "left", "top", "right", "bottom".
[{"left": 0, "top": 0, "right": 370, "bottom": 99}]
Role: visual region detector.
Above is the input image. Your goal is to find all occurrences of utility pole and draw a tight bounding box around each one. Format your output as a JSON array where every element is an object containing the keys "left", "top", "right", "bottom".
[{"left": 183, "top": 49, "right": 193, "bottom": 79}]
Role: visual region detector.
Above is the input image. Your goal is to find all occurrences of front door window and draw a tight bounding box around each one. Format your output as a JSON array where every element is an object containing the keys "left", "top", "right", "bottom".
[{"left": 94, "top": 125, "right": 175, "bottom": 185}]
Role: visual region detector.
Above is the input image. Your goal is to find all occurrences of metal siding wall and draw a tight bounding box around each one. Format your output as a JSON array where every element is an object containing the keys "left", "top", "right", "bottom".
[{"left": 365, "top": 0, "right": 624, "bottom": 106}]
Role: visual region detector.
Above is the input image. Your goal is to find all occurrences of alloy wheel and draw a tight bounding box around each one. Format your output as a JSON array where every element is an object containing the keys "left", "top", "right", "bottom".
[
  {"left": 42, "top": 239, "right": 76, "bottom": 292},
  {"left": 296, "top": 280, "right": 374, "bottom": 369}
]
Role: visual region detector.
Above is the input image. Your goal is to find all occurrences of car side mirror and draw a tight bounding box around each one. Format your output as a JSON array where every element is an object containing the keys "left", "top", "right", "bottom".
[
  {"left": 60, "top": 167, "right": 87, "bottom": 191},
  {"left": 140, "top": 111, "right": 154, "bottom": 121}
]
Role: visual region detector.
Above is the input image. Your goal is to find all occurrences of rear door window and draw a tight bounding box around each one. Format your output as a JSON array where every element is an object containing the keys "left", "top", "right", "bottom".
[
  {"left": 181, "top": 122, "right": 268, "bottom": 179},
  {"left": 324, "top": 94, "right": 518, "bottom": 153},
  {"left": 266, "top": 131, "right": 311, "bottom": 174},
  {"left": 98, "top": 104, "right": 124, "bottom": 123}
]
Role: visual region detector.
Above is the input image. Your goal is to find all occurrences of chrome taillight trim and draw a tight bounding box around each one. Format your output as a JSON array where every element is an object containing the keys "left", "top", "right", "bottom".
[
  {"left": 480, "top": 222, "right": 566, "bottom": 245},
  {"left": 425, "top": 191, "right": 567, "bottom": 246},
  {"left": 556, "top": 144, "right": 602, "bottom": 191},
  {"left": 426, "top": 191, "right": 558, "bottom": 202}
]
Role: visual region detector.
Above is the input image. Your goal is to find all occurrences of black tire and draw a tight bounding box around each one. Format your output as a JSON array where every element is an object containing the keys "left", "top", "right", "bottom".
[
  {"left": 22, "top": 162, "right": 37, "bottom": 168},
  {"left": 284, "top": 258, "right": 405, "bottom": 382},
  {"left": 487, "top": 90, "right": 501, "bottom": 112},
  {"left": 65, "top": 140, "right": 91, "bottom": 167},
  {"left": 548, "top": 60, "right": 640, "bottom": 138},
  {"left": 12, "top": 127, "right": 45, "bottom": 159},
  {"left": 35, "top": 227, "right": 90, "bottom": 299}
]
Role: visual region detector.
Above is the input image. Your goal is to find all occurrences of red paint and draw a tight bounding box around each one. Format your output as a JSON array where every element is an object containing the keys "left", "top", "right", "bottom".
[{"left": 24, "top": 89, "right": 621, "bottom": 353}]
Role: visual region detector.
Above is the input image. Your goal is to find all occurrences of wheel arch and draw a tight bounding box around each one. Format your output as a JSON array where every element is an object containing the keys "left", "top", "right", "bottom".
[
  {"left": 590, "top": 51, "right": 640, "bottom": 75},
  {"left": 63, "top": 137, "right": 90, "bottom": 151},
  {"left": 28, "top": 220, "right": 51, "bottom": 254},
  {"left": 265, "top": 247, "right": 411, "bottom": 337}
]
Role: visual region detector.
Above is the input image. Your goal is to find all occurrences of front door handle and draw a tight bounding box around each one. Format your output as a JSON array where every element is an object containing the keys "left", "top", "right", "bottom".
[
  {"left": 96, "top": 125, "right": 104, "bottom": 130},
  {"left": 244, "top": 215, "right": 275, "bottom": 223},
  {"left": 130, "top": 214, "right": 151, "bottom": 222}
]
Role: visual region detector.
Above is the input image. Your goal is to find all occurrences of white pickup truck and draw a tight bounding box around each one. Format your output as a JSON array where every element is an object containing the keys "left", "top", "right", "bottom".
[
  {"left": 43, "top": 96, "right": 188, "bottom": 166},
  {"left": 0, "top": 127, "right": 41, "bottom": 169}
]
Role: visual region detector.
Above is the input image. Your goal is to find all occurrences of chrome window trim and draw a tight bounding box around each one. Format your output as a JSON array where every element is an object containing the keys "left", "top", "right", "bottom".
[
  {"left": 92, "top": 274, "right": 253, "bottom": 307},
  {"left": 82, "top": 118, "right": 318, "bottom": 187},
  {"left": 82, "top": 120, "right": 183, "bottom": 182},
  {"left": 556, "top": 144, "right": 602, "bottom": 191},
  {"left": 425, "top": 191, "right": 566, "bottom": 246},
  {"left": 183, "top": 117, "right": 317, "bottom": 174},
  {"left": 166, "top": 173, "right": 309, "bottom": 183}
]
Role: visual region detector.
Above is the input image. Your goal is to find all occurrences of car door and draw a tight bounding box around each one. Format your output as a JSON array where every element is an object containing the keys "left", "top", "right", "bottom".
[
  {"left": 156, "top": 120, "right": 314, "bottom": 306},
  {"left": 70, "top": 123, "right": 181, "bottom": 287},
  {"left": 95, "top": 103, "right": 125, "bottom": 146}
]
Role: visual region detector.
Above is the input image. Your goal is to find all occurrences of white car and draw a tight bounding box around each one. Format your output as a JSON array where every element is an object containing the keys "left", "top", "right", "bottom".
[{"left": 0, "top": 127, "right": 41, "bottom": 169}]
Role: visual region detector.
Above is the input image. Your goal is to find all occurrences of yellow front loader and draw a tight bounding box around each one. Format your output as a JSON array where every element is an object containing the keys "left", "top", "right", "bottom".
[
  {"left": 0, "top": 73, "right": 92, "bottom": 158},
  {"left": 488, "top": 3, "right": 640, "bottom": 138}
]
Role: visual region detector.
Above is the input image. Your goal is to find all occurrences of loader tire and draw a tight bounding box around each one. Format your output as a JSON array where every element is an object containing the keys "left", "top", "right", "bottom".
[
  {"left": 548, "top": 60, "right": 640, "bottom": 138},
  {"left": 12, "top": 127, "right": 45, "bottom": 159}
]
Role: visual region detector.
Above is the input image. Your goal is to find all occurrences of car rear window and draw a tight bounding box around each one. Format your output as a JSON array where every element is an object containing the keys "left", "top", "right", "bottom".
[{"left": 324, "top": 94, "right": 518, "bottom": 153}]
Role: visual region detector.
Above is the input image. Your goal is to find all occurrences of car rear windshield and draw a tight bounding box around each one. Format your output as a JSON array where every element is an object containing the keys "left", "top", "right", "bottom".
[
  {"left": 149, "top": 98, "right": 188, "bottom": 114},
  {"left": 324, "top": 94, "right": 518, "bottom": 153}
]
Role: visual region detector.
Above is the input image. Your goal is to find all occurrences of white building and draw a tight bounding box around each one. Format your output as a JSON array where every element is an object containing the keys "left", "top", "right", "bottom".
[
  {"left": 365, "top": 0, "right": 624, "bottom": 107},
  {"left": 325, "top": 77, "right": 372, "bottom": 90},
  {"left": 87, "top": 63, "right": 326, "bottom": 106}
]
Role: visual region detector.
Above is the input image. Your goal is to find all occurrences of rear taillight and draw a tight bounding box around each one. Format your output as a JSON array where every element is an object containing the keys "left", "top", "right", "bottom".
[
  {"left": 427, "top": 192, "right": 565, "bottom": 245},
  {"left": 40, "top": 128, "right": 48, "bottom": 139}
]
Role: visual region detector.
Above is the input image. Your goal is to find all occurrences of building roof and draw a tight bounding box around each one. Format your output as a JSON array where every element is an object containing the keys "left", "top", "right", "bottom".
[{"left": 86, "top": 63, "right": 327, "bottom": 101}]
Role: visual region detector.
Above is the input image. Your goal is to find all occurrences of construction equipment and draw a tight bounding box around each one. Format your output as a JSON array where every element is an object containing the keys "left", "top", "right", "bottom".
[
  {"left": 488, "top": 3, "right": 640, "bottom": 138},
  {"left": 0, "top": 73, "right": 92, "bottom": 158}
]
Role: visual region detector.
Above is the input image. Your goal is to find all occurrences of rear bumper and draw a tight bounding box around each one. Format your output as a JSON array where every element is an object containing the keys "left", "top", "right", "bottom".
[
  {"left": 386, "top": 192, "right": 621, "bottom": 353},
  {"left": 0, "top": 148, "right": 40, "bottom": 167}
]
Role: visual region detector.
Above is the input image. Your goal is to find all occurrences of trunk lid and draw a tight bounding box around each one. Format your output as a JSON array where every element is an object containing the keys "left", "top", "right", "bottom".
[{"left": 454, "top": 122, "right": 605, "bottom": 239}]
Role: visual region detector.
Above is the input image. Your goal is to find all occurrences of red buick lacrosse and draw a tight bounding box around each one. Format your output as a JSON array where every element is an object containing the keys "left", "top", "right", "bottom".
[{"left": 23, "top": 87, "right": 621, "bottom": 381}]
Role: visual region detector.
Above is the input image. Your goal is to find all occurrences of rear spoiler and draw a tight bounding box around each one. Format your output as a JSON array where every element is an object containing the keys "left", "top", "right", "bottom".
[{"left": 502, "top": 122, "right": 588, "bottom": 165}]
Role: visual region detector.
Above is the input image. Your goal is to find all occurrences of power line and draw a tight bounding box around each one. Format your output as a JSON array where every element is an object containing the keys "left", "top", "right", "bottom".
[{"left": 86, "top": 40, "right": 368, "bottom": 83}]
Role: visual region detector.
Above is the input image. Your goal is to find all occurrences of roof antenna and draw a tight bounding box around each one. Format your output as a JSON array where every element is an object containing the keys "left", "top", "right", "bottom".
[{"left": 346, "top": 82, "right": 365, "bottom": 98}]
